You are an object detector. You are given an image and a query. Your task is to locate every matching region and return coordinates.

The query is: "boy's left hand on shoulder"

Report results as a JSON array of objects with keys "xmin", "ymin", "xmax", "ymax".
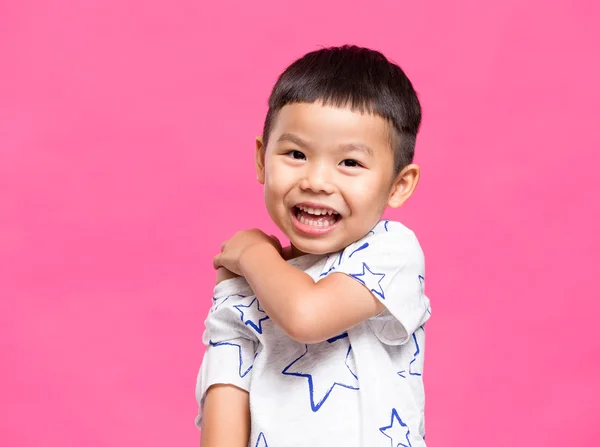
[{"xmin": 213, "ymin": 229, "xmax": 282, "ymax": 276}]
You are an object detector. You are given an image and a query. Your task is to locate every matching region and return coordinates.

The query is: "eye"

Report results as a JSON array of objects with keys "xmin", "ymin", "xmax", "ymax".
[
  {"xmin": 287, "ymin": 150, "xmax": 306, "ymax": 160},
  {"xmin": 340, "ymin": 159, "xmax": 362, "ymax": 168}
]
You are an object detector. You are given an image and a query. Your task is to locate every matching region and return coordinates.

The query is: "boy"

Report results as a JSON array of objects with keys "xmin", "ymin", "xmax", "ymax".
[{"xmin": 196, "ymin": 45, "xmax": 431, "ymax": 447}]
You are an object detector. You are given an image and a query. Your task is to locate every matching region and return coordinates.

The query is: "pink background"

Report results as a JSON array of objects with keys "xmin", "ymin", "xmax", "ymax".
[{"xmin": 1, "ymin": 0, "xmax": 599, "ymax": 445}]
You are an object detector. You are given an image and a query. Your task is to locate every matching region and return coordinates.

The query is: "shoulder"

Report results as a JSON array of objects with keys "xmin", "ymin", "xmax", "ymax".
[
  {"xmin": 370, "ymin": 219, "xmax": 420, "ymax": 243},
  {"xmin": 342, "ymin": 220, "xmax": 423, "ymax": 261},
  {"xmin": 204, "ymin": 278, "xmax": 257, "ymax": 340}
]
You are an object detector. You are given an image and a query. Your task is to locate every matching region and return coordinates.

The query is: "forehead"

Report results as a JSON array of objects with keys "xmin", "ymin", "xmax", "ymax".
[{"xmin": 269, "ymin": 102, "xmax": 393, "ymax": 153}]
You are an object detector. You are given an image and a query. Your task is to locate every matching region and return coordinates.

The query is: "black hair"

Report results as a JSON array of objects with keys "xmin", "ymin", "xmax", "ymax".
[{"xmin": 262, "ymin": 45, "xmax": 422, "ymax": 173}]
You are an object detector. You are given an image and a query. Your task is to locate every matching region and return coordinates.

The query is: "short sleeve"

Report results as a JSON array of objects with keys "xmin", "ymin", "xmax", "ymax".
[
  {"xmin": 334, "ymin": 220, "xmax": 431, "ymax": 345},
  {"xmin": 194, "ymin": 277, "xmax": 258, "ymax": 428}
]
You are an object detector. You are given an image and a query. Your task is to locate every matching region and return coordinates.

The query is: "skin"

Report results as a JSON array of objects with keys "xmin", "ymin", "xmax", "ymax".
[
  {"xmin": 259, "ymin": 102, "xmax": 414, "ymax": 257},
  {"xmin": 202, "ymin": 102, "xmax": 420, "ymax": 446},
  {"xmin": 200, "ymin": 384, "xmax": 250, "ymax": 446}
]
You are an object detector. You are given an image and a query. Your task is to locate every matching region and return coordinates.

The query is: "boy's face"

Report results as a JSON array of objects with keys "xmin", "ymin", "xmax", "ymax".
[{"xmin": 256, "ymin": 102, "xmax": 417, "ymax": 256}]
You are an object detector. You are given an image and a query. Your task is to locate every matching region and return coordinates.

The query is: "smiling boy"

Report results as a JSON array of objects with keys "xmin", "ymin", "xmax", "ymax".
[{"xmin": 196, "ymin": 45, "xmax": 431, "ymax": 447}]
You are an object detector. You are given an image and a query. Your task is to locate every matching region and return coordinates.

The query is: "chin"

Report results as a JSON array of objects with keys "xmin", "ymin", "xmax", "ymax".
[{"xmin": 291, "ymin": 238, "xmax": 344, "ymax": 256}]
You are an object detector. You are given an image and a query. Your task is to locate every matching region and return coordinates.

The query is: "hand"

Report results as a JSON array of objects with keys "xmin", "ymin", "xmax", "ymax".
[{"xmin": 213, "ymin": 229, "xmax": 282, "ymax": 276}]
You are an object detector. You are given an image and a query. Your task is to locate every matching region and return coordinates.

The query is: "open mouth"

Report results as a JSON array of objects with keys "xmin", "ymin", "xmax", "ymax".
[{"xmin": 293, "ymin": 204, "xmax": 342, "ymax": 227}]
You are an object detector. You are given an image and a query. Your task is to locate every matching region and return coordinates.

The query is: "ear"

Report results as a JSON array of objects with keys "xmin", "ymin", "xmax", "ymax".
[
  {"xmin": 255, "ymin": 135, "xmax": 266, "ymax": 184},
  {"xmin": 388, "ymin": 164, "xmax": 420, "ymax": 208}
]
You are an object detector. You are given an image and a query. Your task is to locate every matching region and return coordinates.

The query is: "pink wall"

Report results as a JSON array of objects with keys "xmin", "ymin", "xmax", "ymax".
[{"xmin": 1, "ymin": 0, "xmax": 599, "ymax": 445}]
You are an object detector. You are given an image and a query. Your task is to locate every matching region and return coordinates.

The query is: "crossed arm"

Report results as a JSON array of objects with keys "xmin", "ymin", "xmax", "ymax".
[{"xmin": 237, "ymin": 244, "xmax": 384, "ymax": 344}]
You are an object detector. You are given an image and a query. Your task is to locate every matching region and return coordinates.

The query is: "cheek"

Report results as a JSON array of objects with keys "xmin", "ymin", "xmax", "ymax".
[
  {"xmin": 345, "ymin": 176, "xmax": 390, "ymax": 210},
  {"xmin": 264, "ymin": 161, "xmax": 294, "ymax": 202}
]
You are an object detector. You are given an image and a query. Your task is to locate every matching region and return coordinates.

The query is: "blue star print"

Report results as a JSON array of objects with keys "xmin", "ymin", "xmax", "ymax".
[
  {"xmin": 350, "ymin": 262, "xmax": 386, "ymax": 299},
  {"xmin": 397, "ymin": 327, "xmax": 424, "ymax": 378},
  {"xmin": 255, "ymin": 432, "xmax": 268, "ymax": 447},
  {"xmin": 211, "ymin": 293, "xmax": 248, "ymax": 313},
  {"xmin": 380, "ymin": 408, "xmax": 412, "ymax": 447},
  {"xmin": 409, "ymin": 330, "xmax": 423, "ymax": 376},
  {"xmin": 349, "ymin": 242, "xmax": 369, "ymax": 258},
  {"xmin": 282, "ymin": 334, "xmax": 359, "ymax": 412},
  {"xmin": 233, "ymin": 297, "xmax": 270, "ymax": 334},
  {"xmin": 319, "ymin": 252, "xmax": 343, "ymax": 277},
  {"xmin": 209, "ymin": 338, "xmax": 257, "ymax": 378},
  {"xmin": 319, "ymin": 264, "xmax": 336, "ymax": 278}
]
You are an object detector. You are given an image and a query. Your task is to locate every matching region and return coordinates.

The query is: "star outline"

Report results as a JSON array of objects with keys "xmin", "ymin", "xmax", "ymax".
[
  {"xmin": 208, "ymin": 339, "xmax": 257, "ymax": 378},
  {"xmin": 379, "ymin": 408, "xmax": 412, "ymax": 447},
  {"xmin": 281, "ymin": 340, "xmax": 359, "ymax": 412},
  {"xmin": 350, "ymin": 262, "xmax": 386, "ymax": 300},
  {"xmin": 233, "ymin": 297, "xmax": 270, "ymax": 334}
]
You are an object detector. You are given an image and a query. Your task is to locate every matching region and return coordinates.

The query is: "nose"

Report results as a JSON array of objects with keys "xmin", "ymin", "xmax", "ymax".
[{"xmin": 299, "ymin": 162, "xmax": 335, "ymax": 194}]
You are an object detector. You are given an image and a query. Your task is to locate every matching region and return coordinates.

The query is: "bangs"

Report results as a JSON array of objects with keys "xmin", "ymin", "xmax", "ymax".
[{"xmin": 262, "ymin": 45, "xmax": 421, "ymax": 172}]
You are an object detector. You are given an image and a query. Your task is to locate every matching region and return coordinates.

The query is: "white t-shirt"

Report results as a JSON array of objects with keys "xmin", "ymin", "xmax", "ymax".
[{"xmin": 195, "ymin": 220, "xmax": 431, "ymax": 447}]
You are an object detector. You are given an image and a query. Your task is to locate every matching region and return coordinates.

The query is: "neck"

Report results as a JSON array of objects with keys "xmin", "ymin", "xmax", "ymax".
[{"xmin": 282, "ymin": 244, "xmax": 308, "ymax": 260}]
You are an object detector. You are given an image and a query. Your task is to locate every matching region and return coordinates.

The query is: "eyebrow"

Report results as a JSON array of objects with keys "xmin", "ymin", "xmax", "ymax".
[
  {"xmin": 276, "ymin": 133, "xmax": 374, "ymax": 157},
  {"xmin": 276, "ymin": 133, "xmax": 311, "ymax": 148},
  {"xmin": 338, "ymin": 142, "xmax": 374, "ymax": 157}
]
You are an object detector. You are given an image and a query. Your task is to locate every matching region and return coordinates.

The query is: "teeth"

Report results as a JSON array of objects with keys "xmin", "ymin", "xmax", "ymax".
[
  {"xmin": 298, "ymin": 212, "xmax": 337, "ymax": 227},
  {"xmin": 297, "ymin": 205, "xmax": 338, "ymax": 216}
]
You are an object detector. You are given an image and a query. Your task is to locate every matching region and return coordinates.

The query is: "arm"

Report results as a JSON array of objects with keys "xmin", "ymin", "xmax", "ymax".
[
  {"xmin": 239, "ymin": 244, "xmax": 384, "ymax": 344},
  {"xmin": 196, "ymin": 272, "xmax": 254, "ymax": 446},
  {"xmin": 214, "ymin": 225, "xmax": 428, "ymax": 346},
  {"xmin": 215, "ymin": 267, "xmax": 239, "ymax": 285},
  {"xmin": 200, "ymin": 384, "xmax": 250, "ymax": 447}
]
